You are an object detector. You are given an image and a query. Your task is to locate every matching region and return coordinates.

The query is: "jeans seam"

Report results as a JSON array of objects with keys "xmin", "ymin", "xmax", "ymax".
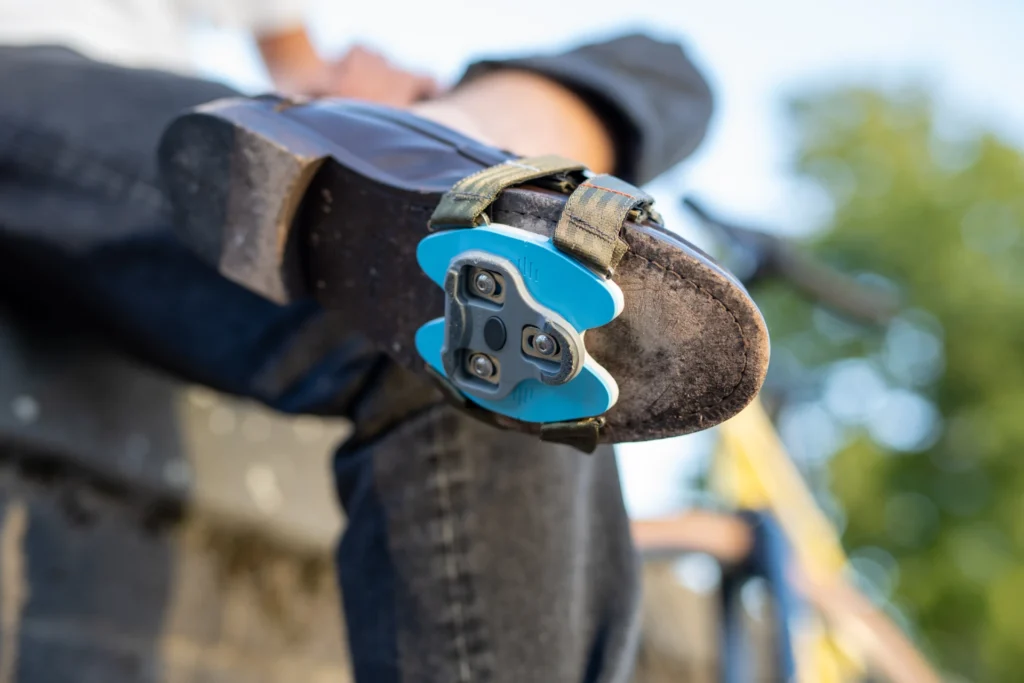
[
  {"xmin": 0, "ymin": 112, "xmax": 166, "ymax": 210},
  {"xmin": 427, "ymin": 417, "xmax": 492, "ymax": 682}
]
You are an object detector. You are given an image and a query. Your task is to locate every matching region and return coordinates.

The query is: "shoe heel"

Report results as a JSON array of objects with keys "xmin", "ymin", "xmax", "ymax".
[{"xmin": 159, "ymin": 97, "xmax": 329, "ymax": 304}]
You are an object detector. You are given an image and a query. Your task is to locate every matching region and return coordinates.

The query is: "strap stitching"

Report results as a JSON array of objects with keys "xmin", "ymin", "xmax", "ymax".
[
  {"xmin": 578, "ymin": 181, "xmax": 643, "ymax": 202},
  {"xmin": 566, "ymin": 214, "xmax": 617, "ymax": 243}
]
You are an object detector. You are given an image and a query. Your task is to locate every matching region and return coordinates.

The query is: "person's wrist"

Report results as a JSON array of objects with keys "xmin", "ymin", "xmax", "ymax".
[
  {"xmin": 259, "ymin": 27, "xmax": 330, "ymax": 96},
  {"xmin": 269, "ymin": 61, "xmax": 331, "ymax": 97},
  {"xmin": 408, "ymin": 101, "xmax": 497, "ymax": 146},
  {"xmin": 435, "ymin": 70, "xmax": 616, "ymax": 173}
]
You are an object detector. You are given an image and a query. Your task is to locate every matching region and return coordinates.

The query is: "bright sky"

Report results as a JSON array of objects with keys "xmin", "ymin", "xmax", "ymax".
[{"xmin": 193, "ymin": 0, "xmax": 1024, "ymax": 518}]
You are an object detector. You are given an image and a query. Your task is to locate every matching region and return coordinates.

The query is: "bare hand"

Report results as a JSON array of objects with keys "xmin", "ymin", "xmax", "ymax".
[{"xmin": 302, "ymin": 45, "xmax": 441, "ymax": 106}]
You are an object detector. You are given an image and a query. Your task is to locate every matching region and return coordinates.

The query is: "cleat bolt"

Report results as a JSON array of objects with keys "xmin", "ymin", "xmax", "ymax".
[
  {"xmin": 533, "ymin": 333, "xmax": 557, "ymax": 357},
  {"xmin": 470, "ymin": 354, "xmax": 496, "ymax": 378},
  {"xmin": 473, "ymin": 271, "xmax": 497, "ymax": 296}
]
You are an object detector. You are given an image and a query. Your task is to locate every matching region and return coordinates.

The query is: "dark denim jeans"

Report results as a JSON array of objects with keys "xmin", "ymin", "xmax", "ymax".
[{"xmin": 0, "ymin": 46, "xmax": 640, "ymax": 682}]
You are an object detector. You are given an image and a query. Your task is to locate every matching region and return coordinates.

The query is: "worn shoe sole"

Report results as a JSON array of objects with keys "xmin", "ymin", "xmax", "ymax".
[{"xmin": 160, "ymin": 97, "xmax": 769, "ymax": 443}]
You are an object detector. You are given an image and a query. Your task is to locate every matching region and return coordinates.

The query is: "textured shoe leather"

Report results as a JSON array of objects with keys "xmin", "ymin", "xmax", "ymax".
[{"xmin": 278, "ymin": 101, "xmax": 513, "ymax": 189}]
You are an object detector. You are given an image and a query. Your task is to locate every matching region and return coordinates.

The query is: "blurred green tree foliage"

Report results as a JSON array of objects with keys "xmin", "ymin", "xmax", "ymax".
[{"xmin": 754, "ymin": 87, "xmax": 1024, "ymax": 681}]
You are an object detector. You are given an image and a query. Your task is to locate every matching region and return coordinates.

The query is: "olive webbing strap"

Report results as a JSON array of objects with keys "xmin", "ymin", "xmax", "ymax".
[
  {"xmin": 539, "ymin": 417, "xmax": 605, "ymax": 454},
  {"xmin": 552, "ymin": 174, "xmax": 654, "ymax": 276},
  {"xmin": 424, "ymin": 365, "xmax": 603, "ymax": 453},
  {"xmin": 428, "ymin": 154, "xmax": 586, "ymax": 228}
]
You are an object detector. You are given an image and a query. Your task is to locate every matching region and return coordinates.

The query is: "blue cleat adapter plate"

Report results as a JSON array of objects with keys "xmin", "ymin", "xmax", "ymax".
[{"xmin": 415, "ymin": 224, "xmax": 622, "ymax": 423}]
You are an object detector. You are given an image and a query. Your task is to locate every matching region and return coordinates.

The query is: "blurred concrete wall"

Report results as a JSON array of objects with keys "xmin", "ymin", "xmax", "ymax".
[{"xmin": 0, "ymin": 308, "xmax": 351, "ymax": 682}]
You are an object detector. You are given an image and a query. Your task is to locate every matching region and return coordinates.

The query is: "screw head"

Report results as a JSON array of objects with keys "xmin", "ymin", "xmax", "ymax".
[
  {"xmin": 470, "ymin": 353, "xmax": 496, "ymax": 378},
  {"xmin": 533, "ymin": 333, "xmax": 557, "ymax": 356},
  {"xmin": 473, "ymin": 271, "xmax": 497, "ymax": 296}
]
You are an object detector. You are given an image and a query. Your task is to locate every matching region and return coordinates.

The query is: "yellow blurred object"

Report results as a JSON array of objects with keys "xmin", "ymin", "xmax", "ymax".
[
  {"xmin": 709, "ymin": 398, "xmax": 941, "ymax": 683},
  {"xmin": 715, "ymin": 399, "xmax": 846, "ymax": 580}
]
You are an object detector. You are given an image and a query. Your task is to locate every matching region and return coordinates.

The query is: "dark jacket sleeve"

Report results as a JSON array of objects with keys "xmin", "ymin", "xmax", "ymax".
[{"xmin": 459, "ymin": 33, "xmax": 715, "ymax": 185}]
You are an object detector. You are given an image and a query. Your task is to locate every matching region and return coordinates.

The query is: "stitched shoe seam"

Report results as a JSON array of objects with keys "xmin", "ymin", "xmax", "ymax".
[{"xmin": 620, "ymin": 253, "xmax": 750, "ymax": 425}]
